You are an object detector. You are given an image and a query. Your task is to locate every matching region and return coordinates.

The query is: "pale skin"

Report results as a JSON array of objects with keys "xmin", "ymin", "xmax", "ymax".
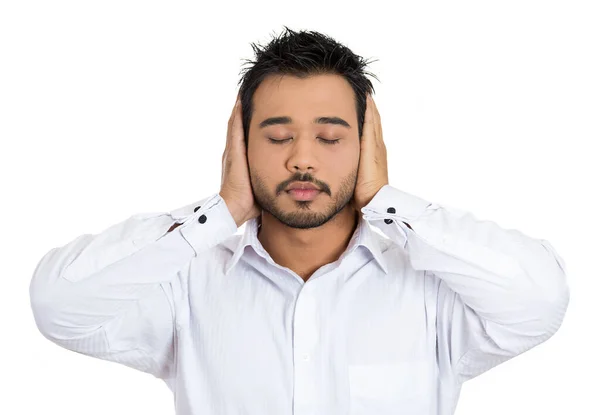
[{"xmin": 219, "ymin": 73, "xmax": 389, "ymax": 282}]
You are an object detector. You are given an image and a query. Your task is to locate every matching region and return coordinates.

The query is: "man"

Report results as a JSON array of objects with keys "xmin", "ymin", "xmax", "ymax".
[{"xmin": 30, "ymin": 26, "xmax": 569, "ymax": 415}]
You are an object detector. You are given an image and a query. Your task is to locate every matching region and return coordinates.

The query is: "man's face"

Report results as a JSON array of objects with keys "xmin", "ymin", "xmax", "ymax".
[{"xmin": 247, "ymin": 73, "xmax": 360, "ymax": 229}]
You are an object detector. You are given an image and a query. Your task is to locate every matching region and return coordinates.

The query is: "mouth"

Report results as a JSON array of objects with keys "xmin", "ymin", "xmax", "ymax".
[{"xmin": 286, "ymin": 189, "xmax": 321, "ymax": 200}]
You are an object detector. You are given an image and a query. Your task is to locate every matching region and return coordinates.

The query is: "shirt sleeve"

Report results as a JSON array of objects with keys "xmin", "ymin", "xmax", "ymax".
[
  {"xmin": 360, "ymin": 184, "xmax": 570, "ymax": 386},
  {"xmin": 29, "ymin": 192, "xmax": 238, "ymax": 379}
]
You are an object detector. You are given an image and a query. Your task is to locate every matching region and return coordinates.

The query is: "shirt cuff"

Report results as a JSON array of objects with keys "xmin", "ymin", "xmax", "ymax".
[
  {"xmin": 360, "ymin": 184, "xmax": 434, "ymax": 249},
  {"xmin": 172, "ymin": 192, "xmax": 239, "ymax": 256},
  {"xmin": 360, "ymin": 184, "xmax": 433, "ymax": 222}
]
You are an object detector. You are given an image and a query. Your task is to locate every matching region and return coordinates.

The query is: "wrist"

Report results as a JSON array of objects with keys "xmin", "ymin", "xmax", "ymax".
[{"xmin": 220, "ymin": 194, "xmax": 245, "ymax": 227}]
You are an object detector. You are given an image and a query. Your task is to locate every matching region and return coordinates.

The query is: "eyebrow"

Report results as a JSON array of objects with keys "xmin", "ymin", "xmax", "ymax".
[{"xmin": 258, "ymin": 116, "xmax": 351, "ymax": 129}]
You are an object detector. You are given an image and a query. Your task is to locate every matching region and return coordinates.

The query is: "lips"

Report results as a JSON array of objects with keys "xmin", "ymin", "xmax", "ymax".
[
  {"xmin": 287, "ymin": 188, "xmax": 321, "ymax": 201},
  {"xmin": 286, "ymin": 182, "xmax": 320, "ymax": 191}
]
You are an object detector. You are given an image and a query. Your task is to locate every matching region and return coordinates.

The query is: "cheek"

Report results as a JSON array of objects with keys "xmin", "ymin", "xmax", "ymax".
[
  {"xmin": 329, "ymin": 147, "xmax": 359, "ymax": 169},
  {"xmin": 247, "ymin": 150, "xmax": 273, "ymax": 179},
  {"xmin": 247, "ymin": 144, "xmax": 269, "ymax": 166}
]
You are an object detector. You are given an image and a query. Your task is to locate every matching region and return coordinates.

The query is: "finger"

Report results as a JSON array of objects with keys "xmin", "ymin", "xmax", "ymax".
[
  {"xmin": 369, "ymin": 94, "xmax": 382, "ymax": 142},
  {"xmin": 231, "ymin": 98, "xmax": 244, "ymax": 147},
  {"xmin": 371, "ymin": 93, "xmax": 379, "ymax": 117},
  {"xmin": 225, "ymin": 96, "xmax": 240, "ymax": 156},
  {"xmin": 227, "ymin": 97, "xmax": 241, "ymax": 139},
  {"xmin": 370, "ymin": 94, "xmax": 380, "ymax": 144},
  {"xmin": 369, "ymin": 95, "xmax": 383, "ymax": 146},
  {"xmin": 363, "ymin": 94, "xmax": 375, "ymax": 140},
  {"xmin": 229, "ymin": 95, "xmax": 240, "ymax": 123}
]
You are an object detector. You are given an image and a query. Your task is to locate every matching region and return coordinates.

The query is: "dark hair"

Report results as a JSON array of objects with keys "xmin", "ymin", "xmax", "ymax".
[{"xmin": 237, "ymin": 26, "xmax": 380, "ymax": 147}]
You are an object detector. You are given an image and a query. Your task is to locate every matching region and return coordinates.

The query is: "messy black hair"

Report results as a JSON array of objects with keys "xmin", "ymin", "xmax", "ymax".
[{"xmin": 237, "ymin": 26, "xmax": 380, "ymax": 147}]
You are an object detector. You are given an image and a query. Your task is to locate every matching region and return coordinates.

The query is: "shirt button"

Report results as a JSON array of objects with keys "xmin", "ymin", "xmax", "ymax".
[
  {"xmin": 302, "ymin": 353, "xmax": 310, "ymax": 362},
  {"xmin": 198, "ymin": 214, "xmax": 207, "ymax": 224},
  {"xmin": 194, "ymin": 205, "xmax": 201, "ymax": 212}
]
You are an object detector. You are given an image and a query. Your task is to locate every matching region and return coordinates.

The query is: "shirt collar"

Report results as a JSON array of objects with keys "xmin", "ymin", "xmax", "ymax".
[{"xmin": 224, "ymin": 213, "xmax": 389, "ymax": 276}]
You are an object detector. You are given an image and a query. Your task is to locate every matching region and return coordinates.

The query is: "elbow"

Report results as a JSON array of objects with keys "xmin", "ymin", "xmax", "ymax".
[
  {"xmin": 517, "ymin": 273, "xmax": 570, "ymax": 350},
  {"xmin": 29, "ymin": 280, "xmax": 65, "ymax": 341},
  {"xmin": 30, "ymin": 252, "xmax": 64, "ymax": 340},
  {"xmin": 29, "ymin": 245, "xmax": 90, "ymax": 341},
  {"xmin": 535, "ymin": 252, "xmax": 571, "ymax": 340},
  {"xmin": 485, "ymin": 272, "xmax": 570, "ymax": 357},
  {"xmin": 30, "ymin": 281, "xmax": 110, "ymax": 355},
  {"xmin": 535, "ymin": 238, "xmax": 570, "ymax": 320},
  {"xmin": 29, "ymin": 242, "xmax": 110, "ymax": 352},
  {"xmin": 539, "ymin": 278, "xmax": 570, "ymax": 340},
  {"xmin": 29, "ymin": 274, "xmax": 83, "ymax": 342},
  {"xmin": 29, "ymin": 247, "xmax": 66, "ymax": 339},
  {"xmin": 515, "ymin": 238, "xmax": 571, "ymax": 340}
]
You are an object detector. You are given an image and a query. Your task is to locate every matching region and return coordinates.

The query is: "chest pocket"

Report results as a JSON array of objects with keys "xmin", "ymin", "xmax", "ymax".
[{"xmin": 348, "ymin": 361, "xmax": 429, "ymax": 413}]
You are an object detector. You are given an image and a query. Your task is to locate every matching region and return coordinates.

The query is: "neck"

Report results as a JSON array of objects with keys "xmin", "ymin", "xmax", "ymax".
[{"xmin": 257, "ymin": 206, "xmax": 359, "ymax": 281}]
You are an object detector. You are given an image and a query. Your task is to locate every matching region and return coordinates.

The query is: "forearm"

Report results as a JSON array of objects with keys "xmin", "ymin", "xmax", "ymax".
[{"xmin": 29, "ymin": 192, "xmax": 237, "ymax": 342}]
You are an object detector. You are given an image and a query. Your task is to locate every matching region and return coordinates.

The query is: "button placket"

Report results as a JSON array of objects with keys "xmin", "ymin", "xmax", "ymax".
[{"xmin": 292, "ymin": 287, "xmax": 319, "ymax": 406}]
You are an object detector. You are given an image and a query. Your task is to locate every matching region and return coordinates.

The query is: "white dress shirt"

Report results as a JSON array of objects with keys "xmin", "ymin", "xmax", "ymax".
[{"xmin": 29, "ymin": 184, "xmax": 570, "ymax": 415}]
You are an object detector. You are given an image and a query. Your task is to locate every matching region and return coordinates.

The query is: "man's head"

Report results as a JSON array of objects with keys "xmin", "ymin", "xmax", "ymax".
[{"xmin": 238, "ymin": 26, "xmax": 379, "ymax": 230}]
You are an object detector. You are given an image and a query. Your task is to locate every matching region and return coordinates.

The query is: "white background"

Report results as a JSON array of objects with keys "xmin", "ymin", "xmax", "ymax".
[{"xmin": 1, "ymin": 1, "xmax": 597, "ymax": 414}]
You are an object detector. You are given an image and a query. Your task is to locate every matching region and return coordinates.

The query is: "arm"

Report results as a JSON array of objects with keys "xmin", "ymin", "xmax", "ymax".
[
  {"xmin": 29, "ymin": 192, "xmax": 238, "ymax": 379},
  {"xmin": 361, "ymin": 184, "xmax": 570, "ymax": 385}
]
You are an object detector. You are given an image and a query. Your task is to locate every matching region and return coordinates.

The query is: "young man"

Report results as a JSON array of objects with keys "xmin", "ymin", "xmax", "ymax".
[{"xmin": 30, "ymin": 26, "xmax": 569, "ymax": 415}]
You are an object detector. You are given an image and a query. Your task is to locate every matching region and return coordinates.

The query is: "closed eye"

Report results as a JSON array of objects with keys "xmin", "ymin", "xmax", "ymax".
[{"xmin": 268, "ymin": 137, "xmax": 341, "ymax": 145}]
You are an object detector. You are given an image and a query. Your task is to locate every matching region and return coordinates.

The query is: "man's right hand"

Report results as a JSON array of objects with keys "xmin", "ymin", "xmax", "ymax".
[{"xmin": 219, "ymin": 93, "xmax": 262, "ymax": 228}]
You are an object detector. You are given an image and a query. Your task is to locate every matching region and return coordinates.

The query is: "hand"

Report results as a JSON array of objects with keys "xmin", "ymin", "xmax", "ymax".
[
  {"xmin": 351, "ymin": 93, "xmax": 389, "ymax": 213},
  {"xmin": 219, "ymin": 93, "xmax": 262, "ymax": 227}
]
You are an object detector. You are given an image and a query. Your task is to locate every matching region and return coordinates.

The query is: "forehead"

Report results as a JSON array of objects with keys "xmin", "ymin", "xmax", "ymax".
[{"xmin": 251, "ymin": 73, "xmax": 356, "ymax": 127}]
